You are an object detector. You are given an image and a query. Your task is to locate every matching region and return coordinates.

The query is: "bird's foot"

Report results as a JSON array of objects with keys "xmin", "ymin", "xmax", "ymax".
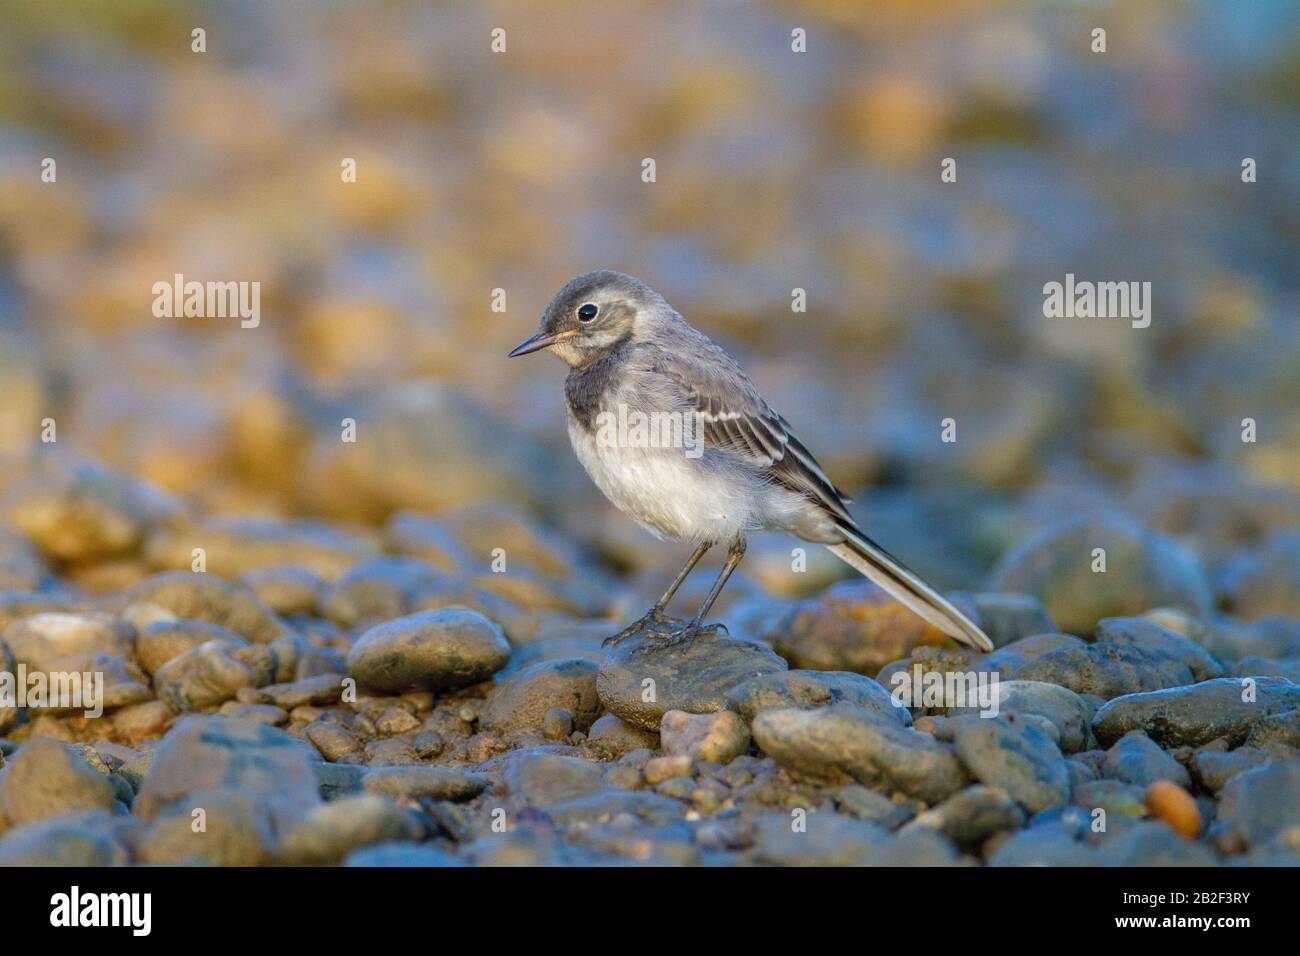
[
  {"xmin": 603, "ymin": 606, "xmax": 670, "ymax": 647},
  {"xmin": 635, "ymin": 619, "xmax": 728, "ymax": 654}
]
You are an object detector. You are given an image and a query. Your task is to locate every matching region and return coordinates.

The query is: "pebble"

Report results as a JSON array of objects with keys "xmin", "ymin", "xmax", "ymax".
[
  {"xmin": 361, "ymin": 765, "xmax": 487, "ymax": 801},
  {"xmin": 901, "ymin": 784, "xmax": 1025, "ymax": 849},
  {"xmin": 383, "ymin": 511, "xmax": 472, "ymax": 573},
  {"xmin": 988, "ymin": 514, "xmax": 1214, "ymax": 636},
  {"xmin": 1015, "ymin": 642, "xmax": 1195, "ymax": 699},
  {"xmin": 833, "ymin": 784, "xmax": 915, "ymax": 829},
  {"xmin": 952, "ymin": 592, "xmax": 1055, "ymax": 648},
  {"xmin": 947, "ymin": 679, "xmax": 1094, "ymax": 753},
  {"xmin": 1144, "ymin": 780, "xmax": 1201, "ymax": 838},
  {"xmin": 1215, "ymin": 759, "xmax": 1300, "ymax": 850},
  {"xmin": 586, "ymin": 714, "xmax": 660, "ymax": 757},
  {"xmin": 346, "ymin": 608, "xmax": 510, "ymax": 694},
  {"xmin": 1093, "ymin": 820, "xmax": 1218, "ymax": 865},
  {"xmin": 0, "ymin": 810, "xmax": 132, "ymax": 866},
  {"xmin": 306, "ymin": 721, "xmax": 364, "ymax": 762},
  {"xmin": 153, "ymin": 639, "xmax": 276, "ymax": 712},
  {"xmin": 596, "ymin": 624, "xmax": 787, "ymax": 730},
  {"xmin": 0, "ymin": 738, "xmax": 119, "ymax": 826},
  {"xmin": 320, "ymin": 556, "xmax": 449, "ymax": 629},
  {"xmin": 541, "ymin": 708, "xmax": 573, "ymax": 740},
  {"xmin": 488, "ymin": 749, "xmax": 607, "ymax": 810},
  {"xmin": 951, "ymin": 715, "xmax": 1071, "ymax": 814},
  {"xmin": 644, "ymin": 754, "xmax": 694, "ymax": 784},
  {"xmin": 1217, "ymin": 531, "xmax": 1300, "ymax": 620},
  {"xmin": 726, "ymin": 668, "xmax": 910, "ymax": 726},
  {"xmin": 219, "ymin": 703, "xmax": 289, "ymax": 726},
  {"xmin": 1101, "ymin": 731, "xmax": 1191, "ymax": 788},
  {"xmin": 660, "ymin": 709, "xmax": 750, "ymax": 763},
  {"xmin": 3, "ymin": 611, "xmax": 136, "ymax": 676},
  {"xmin": 749, "ymin": 811, "xmax": 959, "ymax": 866},
  {"xmin": 1095, "ymin": 617, "xmax": 1225, "ymax": 681},
  {"xmin": 136, "ymin": 619, "xmax": 245, "ymax": 676},
  {"xmin": 137, "ymin": 789, "xmax": 270, "ymax": 865},
  {"xmin": 6, "ymin": 457, "xmax": 177, "ymax": 563},
  {"xmin": 257, "ymin": 674, "xmax": 344, "ymax": 709},
  {"xmin": 125, "ymin": 572, "xmax": 289, "ymax": 644},
  {"xmin": 143, "ymin": 516, "xmax": 375, "ymax": 581},
  {"xmin": 481, "ymin": 658, "xmax": 601, "ymax": 737},
  {"xmin": 240, "ymin": 565, "xmax": 324, "ymax": 617},
  {"xmin": 772, "ymin": 579, "xmax": 958, "ymax": 675},
  {"xmin": 752, "ymin": 703, "xmax": 967, "ymax": 804},
  {"xmin": 275, "ymin": 794, "xmax": 423, "ymax": 865},
  {"xmin": 133, "ymin": 715, "xmax": 321, "ymax": 832},
  {"xmin": 1191, "ymin": 746, "xmax": 1276, "ymax": 792},
  {"xmin": 1071, "ymin": 779, "xmax": 1149, "ymax": 819},
  {"xmin": 1091, "ymin": 676, "xmax": 1300, "ymax": 747}
]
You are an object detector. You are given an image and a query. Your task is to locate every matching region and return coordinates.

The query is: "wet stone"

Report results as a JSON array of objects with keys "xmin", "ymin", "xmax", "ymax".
[
  {"xmin": 144, "ymin": 516, "xmax": 376, "ymax": 582},
  {"xmin": 771, "ymin": 579, "xmax": 958, "ymax": 676},
  {"xmin": 946, "ymin": 680, "xmax": 1095, "ymax": 753},
  {"xmin": 0, "ymin": 810, "xmax": 132, "ymax": 866},
  {"xmin": 660, "ymin": 709, "xmax": 750, "ymax": 763},
  {"xmin": 1014, "ymin": 642, "xmax": 1195, "ymax": 700},
  {"xmin": 901, "ymin": 784, "xmax": 1026, "ymax": 850},
  {"xmin": 586, "ymin": 714, "xmax": 660, "ymax": 757},
  {"xmin": 320, "ymin": 556, "xmax": 449, "ymax": 630},
  {"xmin": 481, "ymin": 658, "xmax": 601, "ymax": 738},
  {"xmin": 3, "ymin": 611, "xmax": 135, "ymax": 671},
  {"xmin": 275, "ymin": 794, "xmax": 423, "ymax": 865},
  {"xmin": 153, "ymin": 640, "xmax": 276, "ymax": 712},
  {"xmin": 752, "ymin": 703, "xmax": 967, "ymax": 804},
  {"xmin": 1215, "ymin": 759, "xmax": 1300, "ymax": 850},
  {"xmin": 725, "ymin": 668, "xmax": 910, "ymax": 726},
  {"xmin": 988, "ymin": 514, "xmax": 1214, "ymax": 636},
  {"xmin": 361, "ymin": 765, "xmax": 487, "ymax": 801},
  {"xmin": 241, "ymin": 565, "xmax": 323, "ymax": 618},
  {"xmin": 597, "ymin": 624, "xmax": 787, "ymax": 731},
  {"xmin": 136, "ymin": 619, "xmax": 245, "ymax": 677},
  {"xmin": 1091, "ymin": 676, "xmax": 1300, "ymax": 748},
  {"xmin": 133, "ymin": 715, "xmax": 321, "ymax": 832},
  {"xmin": 347, "ymin": 608, "xmax": 510, "ymax": 694},
  {"xmin": 1101, "ymin": 730, "xmax": 1191, "ymax": 788},
  {"xmin": 1095, "ymin": 617, "xmax": 1225, "ymax": 682},
  {"xmin": 137, "ymin": 789, "xmax": 270, "ymax": 866},
  {"xmin": 125, "ymin": 572, "xmax": 289, "ymax": 644},
  {"xmin": 0, "ymin": 738, "xmax": 119, "ymax": 826},
  {"xmin": 255, "ymin": 674, "xmax": 344, "ymax": 709},
  {"xmin": 951, "ymin": 715, "xmax": 1071, "ymax": 815}
]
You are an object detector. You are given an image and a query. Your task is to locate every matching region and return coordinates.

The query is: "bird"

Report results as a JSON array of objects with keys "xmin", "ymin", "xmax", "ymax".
[{"xmin": 508, "ymin": 270, "xmax": 993, "ymax": 654}]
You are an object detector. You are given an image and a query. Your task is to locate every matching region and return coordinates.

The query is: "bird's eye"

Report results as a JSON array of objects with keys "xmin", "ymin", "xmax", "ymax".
[{"xmin": 577, "ymin": 303, "xmax": 598, "ymax": 322}]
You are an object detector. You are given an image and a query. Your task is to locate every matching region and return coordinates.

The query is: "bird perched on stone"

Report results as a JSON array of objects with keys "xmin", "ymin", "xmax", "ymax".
[{"xmin": 509, "ymin": 270, "xmax": 992, "ymax": 653}]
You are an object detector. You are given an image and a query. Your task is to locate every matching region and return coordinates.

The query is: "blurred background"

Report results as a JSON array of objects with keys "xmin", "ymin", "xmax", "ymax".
[{"xmin": 0, "ymin": 0, "xmax": 1297, "ymax": 602}]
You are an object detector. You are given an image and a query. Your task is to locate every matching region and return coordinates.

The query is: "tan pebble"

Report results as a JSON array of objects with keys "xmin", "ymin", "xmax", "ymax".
[
  {"xmin": 644, "ymin": 754, "xmax": 693, "ymax": 785},
  {"xmin": 1145, "ymin": 780, "xmax": 1201, "ymax": 839}
]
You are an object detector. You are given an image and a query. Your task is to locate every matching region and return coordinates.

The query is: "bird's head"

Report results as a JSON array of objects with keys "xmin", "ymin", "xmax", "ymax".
[{"xmin": 508, "ymin": 270, "xmax": 661, "ymax": 366}]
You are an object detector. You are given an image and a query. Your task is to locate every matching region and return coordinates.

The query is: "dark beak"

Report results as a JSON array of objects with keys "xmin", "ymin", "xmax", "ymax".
[{"xmin": 508, "ymin": 330, "xmax": 561, "ymax": 357}]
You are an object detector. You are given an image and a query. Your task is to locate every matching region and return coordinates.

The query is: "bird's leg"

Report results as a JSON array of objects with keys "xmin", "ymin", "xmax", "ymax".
[
  {"xmin": 603, "ymin": 541, "xmax": 711, "ymax": 647},
  {"xmin": 642, "ymin": 538, "xmax": 747, "ymax": 652}
]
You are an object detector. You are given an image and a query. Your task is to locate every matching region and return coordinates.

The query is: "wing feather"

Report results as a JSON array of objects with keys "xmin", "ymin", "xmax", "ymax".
[{"xmin": 674, "ymin": 372, "xmax": 856, "ymax": 526}]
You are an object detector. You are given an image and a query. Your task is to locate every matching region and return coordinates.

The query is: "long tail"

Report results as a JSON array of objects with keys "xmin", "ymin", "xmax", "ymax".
[{"xmin": 826, "ymin": 524, "xmax": 993, "ymax": 653}]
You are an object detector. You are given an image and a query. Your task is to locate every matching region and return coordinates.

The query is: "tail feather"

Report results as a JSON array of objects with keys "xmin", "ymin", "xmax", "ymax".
[{"xmin": 827, "ymin": 526, "xmax": 993, "ymax": 653}]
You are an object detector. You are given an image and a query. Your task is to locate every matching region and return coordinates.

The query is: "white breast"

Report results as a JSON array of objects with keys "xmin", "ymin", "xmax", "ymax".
[{"xmin": 567, "ymin": 412, "xmax": 763, "ymax": 544}]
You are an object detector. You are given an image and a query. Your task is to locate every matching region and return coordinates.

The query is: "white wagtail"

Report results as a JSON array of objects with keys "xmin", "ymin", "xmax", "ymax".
[{"xmin": 509, "ymin": 270, "xmax": 993, "ymax": 653}]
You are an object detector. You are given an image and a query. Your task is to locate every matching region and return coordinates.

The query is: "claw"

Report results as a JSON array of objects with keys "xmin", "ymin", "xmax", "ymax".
[
  {"xmin": 603, "ymin": 606, "xmax": 668, "ymax": 647},
  {"xmin": 635, "ymin": 620, "xmax": 726, "ymax": 654}
]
